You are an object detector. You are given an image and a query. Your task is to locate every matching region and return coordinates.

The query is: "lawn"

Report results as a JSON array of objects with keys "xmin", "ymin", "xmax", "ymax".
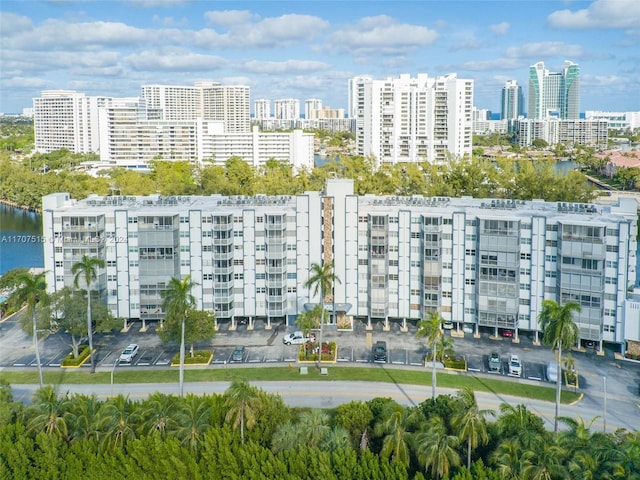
[{"xmin": 0, "ymin": 365, "xmax": 581, "ymax": 404}]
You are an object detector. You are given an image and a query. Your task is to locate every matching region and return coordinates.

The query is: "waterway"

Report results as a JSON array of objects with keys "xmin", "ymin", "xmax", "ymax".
[{"xmin": 0, "ymin": 204, "xmax": 44, "ymax": 275}]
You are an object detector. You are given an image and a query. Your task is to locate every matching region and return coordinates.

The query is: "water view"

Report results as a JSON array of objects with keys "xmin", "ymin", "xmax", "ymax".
[{"xmin": 0, "ymin": 204, "xmax": 43, "ymax": 275}]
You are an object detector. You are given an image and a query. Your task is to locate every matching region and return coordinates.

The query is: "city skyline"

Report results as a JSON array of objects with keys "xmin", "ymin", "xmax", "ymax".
[{"xmin": 1, "ymin": 0, "xmax": 639, "ymax": 115}]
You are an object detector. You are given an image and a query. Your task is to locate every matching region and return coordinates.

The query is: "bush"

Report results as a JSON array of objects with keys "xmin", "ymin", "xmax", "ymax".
[
  {"xmin": 61, "ymin": 345, "xmax": 91, "ymax": 367},
  {"xmin": 444, "ymin": 358, "xmax": 467, "ymax": 371},
  {"xmin": 171, "ymin": 350, "xmax": 212, "ymax": 365},
  {"xmin": 299, "ymin": 342, "xmax": 337, "ymax": 362}
]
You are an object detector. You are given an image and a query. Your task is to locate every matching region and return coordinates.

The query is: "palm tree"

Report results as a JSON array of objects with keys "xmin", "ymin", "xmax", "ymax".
[
  {"xmin": 452, "ymin": 387, "xmax": 494, "ymax": 469},
  {"xmin": 7, "ymin": 270, "xmax": 48, "ymax": 386},
  {"xmin": 521, "ymin": 438, "xmax": 566, "ymax": 480},
  {"xmin": 491, "ymin": 438, "xmax": 532, "ymax": 480},
  {"xmin": 141, "ymin": 392, "xmax": 181, "ymax": 437},
  {"xmin": 25, "ymin": 385, "xmax": 70, "ymax": 440},
  {"xmin": 416, "ymin": 311, "xmax": 445, "ymax": 398},
  {"xmin": 538, "ymin": 299, "xmax": 581, "ymax": 433},
  {"xmin": 174, "ymin": 394, "xmax": 212, "ymax": 451},
  {"xmin": 414, "ymin": 416, "xmax": 460, "ymax": 480},
  {"xmin": 495, "ymin": 403, "xmax": 547, "ymax": 449},
  {"xmin": 223, "ymin": 380, "xmax": 262, "ymax": 444},
  {"xmin": 160, "ymin": 275, "xmax": 197, "ymax": 398},
  {"xmin": 72, "ymin": 255, "xmax": 105, "ymax": 374},
  {"xmin": 304, "ymin": 262, "xmax": 340, "ymax": 366},
  {"xmin": 298, "ymin": 409, "xmax": 331, "ymax": 448},
  {"xmin": 271, "ymin": 422, "xmax": 300, "ymax": 453},
  {"xmin": 374, "ymin": 408, "xmax": 414, "ymax": 467},
  {"xmin": 97, "ymin": 394, "xmax": 140, "ymax": 451},
  {"xmin": 66, "ymin": 393, "xmax": 101, "ymax": 443}
]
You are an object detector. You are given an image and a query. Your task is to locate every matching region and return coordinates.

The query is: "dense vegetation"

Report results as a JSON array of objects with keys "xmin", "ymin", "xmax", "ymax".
[
  {"xmin": 1, "ymin": 380, "xmax": 637, "ymax": 479},
  {"xmin": 0, "ymin": 153, "xmax": 596, "ymax": 210}
]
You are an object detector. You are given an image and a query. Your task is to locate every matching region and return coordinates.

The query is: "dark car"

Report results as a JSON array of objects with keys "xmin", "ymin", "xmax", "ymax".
[
  {"xmin": 231, "ymin": 346, "xmax": 245, "ymax": 362},
  {"xmin": 373, "ymin": 341, "xmax": 388, "ymax": 362},
  {"xmin": 501, "ymin": 329, "xmax": 514, "ymax": 338}
]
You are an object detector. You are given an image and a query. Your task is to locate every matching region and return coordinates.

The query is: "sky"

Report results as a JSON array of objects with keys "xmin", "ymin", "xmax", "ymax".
[{"xmin": 1, "ymin": 0, "xmax": 639, "ymax": 115}]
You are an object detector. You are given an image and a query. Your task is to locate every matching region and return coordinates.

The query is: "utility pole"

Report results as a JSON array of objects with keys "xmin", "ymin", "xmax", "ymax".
[{"xmin": 603, "ymin": 376, "xmax": 607, "ymax": 433}]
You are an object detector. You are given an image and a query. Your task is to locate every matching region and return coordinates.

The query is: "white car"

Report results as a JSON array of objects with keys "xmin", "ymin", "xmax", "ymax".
[
  {"xmin": 283, "ymin": 331, "xmax": 315, "ymax": 345},
  {"xmin": 119, "ymin": 344, "xmax": 139, "ymax": 363},
  {"xmin": 443, "ymin": 321, "xmax": 454, "ymax": 330},
  {"xmin": 508, "ymin": 355, "xmax": 522, "ymax": 377}
]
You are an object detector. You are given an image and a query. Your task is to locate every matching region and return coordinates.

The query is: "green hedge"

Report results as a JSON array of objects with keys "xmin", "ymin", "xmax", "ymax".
[
  {"xmin": 61, "ymin": 345, "xmax": 91, "ymax": 367},
  {"xmin": 171, "ymin": 350, "xmax": 212, "ymax": 365},
  {"xmin": 444, "ymin": 359, "xmax": 467, "ymax": 371}
]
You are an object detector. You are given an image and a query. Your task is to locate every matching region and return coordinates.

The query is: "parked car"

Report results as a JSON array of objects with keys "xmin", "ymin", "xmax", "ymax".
[
  {"xmin": 119, "ymin": 344, "xmax": 139, "ymax": 363},
  {"xmin": 547, "ymin": 361, "xmax": 558, "ymax": 382},
  {"xmin": 231, "ymin": 345, "xmax": 245, "ymax": 362},
  {"xmin": 501, "ymin": 329, "xmax": 514, "ymax": 338},
  {"xmin": 489, "ymin": 352, "xmax": 501, "ymax": 372},
  {"xmin": 443, "ymin": 321, "xmax": 454, "ymax": 330},
  {"xmin": 283, "ymin": 331, "xmax": 315, "ymax": 345},
  {"xmin": 373, "ymin": 341, "xmax": 388, "ymax": 362},
  {"xmin": 462, "ymin": 324, "xmax": 474, "ymax": 334},
  {"xmin": 508, "ymin": 355, "xmax": 522, "ymax": 377}
]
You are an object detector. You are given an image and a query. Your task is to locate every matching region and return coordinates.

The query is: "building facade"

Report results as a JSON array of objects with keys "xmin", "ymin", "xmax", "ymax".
[
  {"xmin": 501, "ymin": 80, "xmax": 524, "ymax": 120},
  {"xmin": 351, "ymin": 73, "xmax": 473, "ymax": 165},
  {"xmin": 513, "ymin": 118, "xmax": 608, "ymax": 147},
  {"xmin": 528, "ymin": 61, "xmax": 580, "ymax": 120},
  {"xmin": 42, "ymin": 179, "xmax": 639, "ymax": 351},
  {"xmin": 274, "ymin": 99, "xmax": 300, "ymax": 120},
  {"xmin": 585, "ymin": 111, "xmax": 640, "ymax": 132},
  {"xmin": 253, "ymin": 99, "xmax": 271, "ymax": 120}
]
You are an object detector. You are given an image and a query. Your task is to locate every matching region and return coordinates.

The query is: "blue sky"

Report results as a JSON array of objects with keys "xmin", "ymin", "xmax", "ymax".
[{"xmin": 1, "ymin": 0, "xmax": 639, "ymax": 114}]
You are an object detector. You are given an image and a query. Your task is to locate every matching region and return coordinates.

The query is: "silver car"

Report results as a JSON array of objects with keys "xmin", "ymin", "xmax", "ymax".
[{"xmin": 119, "ymin": 344, "xmax": 139, "ymax": 363}]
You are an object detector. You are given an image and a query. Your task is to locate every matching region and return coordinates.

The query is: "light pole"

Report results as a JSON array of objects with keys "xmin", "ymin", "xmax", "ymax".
[
  {"xmin": 110, "ymin": 358, "xmax": 120, "ymax": 396},
  {"xmin": 603, "ymin": 376, "xmax": 607, "ymax": 433}
]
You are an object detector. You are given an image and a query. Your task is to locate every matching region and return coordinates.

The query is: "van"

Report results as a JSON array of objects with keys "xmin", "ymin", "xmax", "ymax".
[{"xmin": 547, "ymin": 361, "xmax": 558, "ymax": 382}]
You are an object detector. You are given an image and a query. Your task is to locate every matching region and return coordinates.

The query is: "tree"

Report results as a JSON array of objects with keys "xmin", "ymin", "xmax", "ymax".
[
  {"xmin": 415, "ymin": 416, "xmax": 461, "ymax": 480},
  {"xmin": 158, "ymin": 308, "xmax": 216, "ymax": 358},
  {"xmin": 495, "ymin": 403, "xmax": 546, "ymax": 449},
  {"xmin": 49, "ymin": 287, "xmax": 118, "ymax": 358},
  {"xmin": 160, "ymin": 275, "xmax": 197, "ymax": 397},
  {"xmin": 174, "ymin": 394, "xmax": 212, "ymax": 451},
  {"xmin": 97, "ymin": 394, "xmax": 140, "ymax": 451},
  {"xmin": 4, "ymin": 270, "xmax": 49, "ymax": 386},
  {"xmin": 374, "ymin": 408, "xmax": 414, "ymax": 467},
  {"xmin": 452, "ymin": 387, "xmax": 494, "ymax": 469},
  {"xmin": 223, "ymin": 381, "xmax": 262, "ymax": 445},
  {"xmin": 72, "ymin": 255, "xmax": 105, "ymax": 374},
  {"xmin": 416, "ymin": 311, "xmax": 445, "ymax": 399},
  {"xmin": 538, "ymin": 299, "xmax": 581, "ymax": 433},
  {"xmin": 25, "ymin": 386, "xmax": 70, "ymax": 440},
  {"xmin": 304, "ymin": 262, "xmax": 340, "ymax": 366}
]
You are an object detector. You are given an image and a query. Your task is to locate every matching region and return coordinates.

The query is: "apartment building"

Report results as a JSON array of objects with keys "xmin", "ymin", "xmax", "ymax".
[
  {"xmin": 42, "ymin": 179, "xmax": 639, "ymax": 351},
  {"xmin": 253, "ymin": 99, "xmax": 271, "ymax": 120},
  {"xmin": 274, "ymin": 99, "xmax": 300, "ymax": 120},
  {"xmin": 528, "ymin": 61, "xmax": 580, "ymax": 120},
  {"xmin": 585, "ymin": 111, "xmax": 640, "ymax": 132},
  {"xmin": 514, "ymin": 118, "xmax": 609, "ymax": 147},
  {"xmin": 351, "ymin": 73, "xmax": 474, "ymax": 165},
  {"xmin": 501, "ymin": 80, "xmax": 525, "ymax": 120}
]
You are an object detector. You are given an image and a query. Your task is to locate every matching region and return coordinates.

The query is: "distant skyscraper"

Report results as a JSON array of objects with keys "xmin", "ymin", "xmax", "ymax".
[
  {"xmin": 304, "ymin": 99, "xmax": 322, "ymax": 119},
  {"xmin": 274, "ymin": 99, "xmax": 300, "ymax": 120},
  {"xmin": 254, "ymin": 99, "xmax": 270, "ymax": 119},
  {"xmin": 528, "ymin": 61, "xmax": 580, "ymax": 120},
  {"xmin": 501, "ymin": 80, "xmax": 524, "ymax": 120}
]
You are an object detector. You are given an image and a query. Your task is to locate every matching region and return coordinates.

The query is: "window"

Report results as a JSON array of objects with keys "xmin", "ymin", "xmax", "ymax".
[
  {"xmin": 107, "ymin": 275, "xmax": 117, "ymax": 281},
  {"xmin": 466, "ymin": 219, "xmax": 477, "ymax": 226},
  {"xmin": 522, "ymin": 223, "xmax": 531, "ymax": 230},
  {"xmin": 606, "ymin": 245, "xmax": 618, "ymax": 252},
  {"xmin": 545, "ymin": 270, "xmax": 557, "ymax": 278},
  {"xmin": 519, "ymin": 298, "xmax": 531, "ymax": 305},
  {"xmin": 234, "ymin": 231, "xmax": 243, "ymax": 237},
  {"xmin": 442, "ymin": 291, "xmax": 452, "ymax": 298},
  {"xmin": 605, "ymin": 276, "xmax": 616, "ymax": 284},
  {"xmin": 520, "ymin": 268, "xmax": 531, "ymax": 275},
  {"xmin": 256, "ymin": 217, "xmax": 263, "ymax": 223},
  {"xmin": 465, "ymin": 249, "xmax": 476, "ymax": 256},
  {"xmin": 603, "ymin": 324, "xmax": 615, "ymax": 333},
  {"xmin": 256, "ymin": 259, "xmax": 265, "ymax": 265},
  {"xmin": 107, "ymin": 261, "xmax": 116, "ymax": 267},
  {"xmin": 546, "ymin": 224, "xmax": 557, "ymax": 231},
  {"xmin": 465, "ymin": 278, "xmax": 475, "ymax": 285},
  {"xmin": 203, "ymin": 274, "xmax": 213, "ymax": 280},
  {"xmin": 234, "ymin": 259, "xmax": 244, "ymax": 266},
  {"xmin": 234, "ymin": 273, "xmax": 244, "ymax": 280},
  {"xmin": 520, "ymin": 283, "xmax": 530, "ymax": 291},
  {"xmin": 545, "ymin": 255, "xmax": 557, "ymax": 262},
  {"xmin": 180, "ymin": 216, "xmax": 189, "ymax": 223},
  {"xmin": 256, "ymin": 273, "xmax": 266, "ymax": 280},
  {"xmin": 605, "ymin": 260, "xmax": 617, "ymax": 268},
  {"xmin": 389, "ymin": 260, "xmax": 398, "ymax": 267},
  {"xmin": 546, "ymin": 240, "xmax": 557, "ymax": 247},
  {"xmin": 442, "ymin": 218, "xmax": 452, "ymax": 225},
  {"xmin": 287, "ymin": 273, "xmax": 297, "ymax": 279},
  {"xmin": 520, "ymin": 253, "xmax": 531, "ymax": 260},
  {"xmin": 389, "ymin": 274, "xmax": 398, "ymax": 281},
  {"xmin": 358, "ymin": 259, "xmax": 369, "ymax": 266},
  {"xmin": 410, "ymin": 260, "xmax": 421, "ymax": 267},
  {"xmin": 256, "ymin": 244, "xmax": 266, "ymax": 251}
]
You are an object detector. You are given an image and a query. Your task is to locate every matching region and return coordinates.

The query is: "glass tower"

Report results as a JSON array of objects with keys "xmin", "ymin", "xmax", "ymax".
[{"xmin": 528, "ymin": 61, "xmax": 580, "ymax": 120}]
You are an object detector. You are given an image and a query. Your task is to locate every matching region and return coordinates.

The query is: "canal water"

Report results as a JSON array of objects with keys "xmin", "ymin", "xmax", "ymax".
[{"xmin": 0, "ymin": 204, "xmax": 44, "ymax": 275}]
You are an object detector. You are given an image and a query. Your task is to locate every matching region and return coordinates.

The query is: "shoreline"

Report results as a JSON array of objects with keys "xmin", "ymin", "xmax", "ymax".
[{"xmin": 0, "ymin": 198, "xmax": 40, "ymax": 213}]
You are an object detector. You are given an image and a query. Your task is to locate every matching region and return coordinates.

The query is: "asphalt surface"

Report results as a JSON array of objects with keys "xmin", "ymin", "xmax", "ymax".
[{"xmin": 1, "ymin": 312, "xmax": 639, "ymax": 431}]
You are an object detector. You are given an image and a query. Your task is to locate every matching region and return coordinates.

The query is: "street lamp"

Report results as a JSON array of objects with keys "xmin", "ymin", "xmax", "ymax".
[
  {"xmin": 110, "ymin": 358, "xmax": 120, "ymax": 396},
  {"xmin": 603, "ymin": 376, "xmax": 607, "ymax": 433}
]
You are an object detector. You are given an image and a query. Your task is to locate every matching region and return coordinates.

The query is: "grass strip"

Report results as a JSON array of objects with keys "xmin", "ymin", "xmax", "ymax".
[{"xmin": 0, "ymin": 365, "xmax": 581, "ymax": 404}]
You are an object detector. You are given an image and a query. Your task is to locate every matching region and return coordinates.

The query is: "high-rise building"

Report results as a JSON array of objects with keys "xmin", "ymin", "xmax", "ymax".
[
  {"xmin": 254, "ymin": 99, "xmax": 270, "ymax": 120},
  {"xmin": 42, "ymin": 179, "xmax": 639, "ymax": 350},
  {"xmin": 274, "ymin": 98, "xmax": 300, "ymax": 120},
  {"xmin": 528, "ymin": 61, "xmax": 580, "ymax": 120},
  {"xmin": 501, "ymin": 80, "xmax": 524, "ymax": 120},
  {"xmin": 352, "ymin": 73, "xmax": 474, "ymax": 165},
  {"xmin": 304, "ymin": 99, "xmax": 322, "ymax": 119},
  {"xmin": 33, "ymin": 90, "xmax": 109, "ymax": 154}
]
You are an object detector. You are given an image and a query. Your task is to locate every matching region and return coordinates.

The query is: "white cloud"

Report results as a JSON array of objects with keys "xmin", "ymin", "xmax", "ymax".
[
  {"xmin": 242, "ymin": 60, "xmax": 330, "ymax": 74},
  {"xmin": 329, "ymin": 15, "xmax": 439, "ymax": 55},
  {"xmin": 0, "ymin": 12, "xmax": 33, "ymax": 35},
  {"xmin": 490, "ymin": 22, "xmax": 510, "ymax": 35},
  {"xmin": 504, "ymin": 42, "xmax": 585, "ymax": 59},
  {"xmin": 547, "ymin": 0, "xmax": 640, "ymax": 30},
  {"xmin": 124, "ymin": 50, "xmax": 227, "ymax": 71},
  {"xmin": 0, "ymin": 76, "xmax": 50, "ymax": 89},
  {"xmin": 130, "ymin": 0, "xmax": 192, "ymax": 7},
  {"xmin": 204, "ymin": 10, "xmax": 258, "ymax": 27},
  {"xmin": 460, "ymin": 58, "xmax": 524, "ymax": 71}
]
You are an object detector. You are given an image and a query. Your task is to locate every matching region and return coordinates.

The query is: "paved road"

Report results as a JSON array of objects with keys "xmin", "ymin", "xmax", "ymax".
[
  {"xmin": 9, "ymin": 379, "xmax": 639, "ymax": 433},
  {"xmin": 2, "ymin": 311, "xmax": 639, "ymax": 431}
]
